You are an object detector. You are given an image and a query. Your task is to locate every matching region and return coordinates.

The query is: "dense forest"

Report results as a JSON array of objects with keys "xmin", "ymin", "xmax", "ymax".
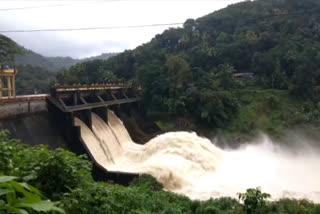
[
  {"xmin": 56, "ymin": 0, "xmax": 320, "ymax": 137},
  {"xmin": 15, "ymin": 64, "xmax": 56, "ymax": 94},
  {"xmin": 0, "ymin": 34, "xmax": 21, "ymax": 65},
  {"xmin": 1, "ymin": 130, "xmax": 319, "ymax": 214}
]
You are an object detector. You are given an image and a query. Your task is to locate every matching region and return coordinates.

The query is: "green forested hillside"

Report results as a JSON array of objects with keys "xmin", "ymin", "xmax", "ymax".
[
  {"xmin": 56, "ymin": 0, "xmax": 320, "ymax": 136},
  {"xmin": 0, "ymin": 34, "xmax": 21, "ymax": 65},
  {"xmin": 15, "ymin": 64, "xmax": 56, "ymax": 94}
]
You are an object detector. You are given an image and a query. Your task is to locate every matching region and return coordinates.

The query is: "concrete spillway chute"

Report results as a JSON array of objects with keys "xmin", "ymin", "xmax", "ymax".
[{"xmin": 47, "ymin": 84, "xmax": 141, "ymax": 184}]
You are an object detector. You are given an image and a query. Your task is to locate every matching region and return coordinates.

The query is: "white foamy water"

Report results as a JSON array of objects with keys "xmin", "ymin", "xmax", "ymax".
[{"xmin": 74, "ymin": 110, "xmax": 320, "ymax": 202}]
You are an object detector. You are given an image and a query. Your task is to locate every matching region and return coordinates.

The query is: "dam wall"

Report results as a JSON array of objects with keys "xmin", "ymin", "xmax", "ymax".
[
  {"xmin": 0, "ymin": 100, "xmax": 47, "ymax": 119},
  {"xmin": 0, "ymin": 96, "xmax": 67, "ymax": 149},
  {"xmin": 0, "ymin": 111, "xmax": 67, "ymax": 149}
]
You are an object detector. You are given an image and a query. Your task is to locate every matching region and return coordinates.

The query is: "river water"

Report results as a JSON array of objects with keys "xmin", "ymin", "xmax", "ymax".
[{"xmin": 74, "ymin": 110, "xmax": 320, "ymax": 202}]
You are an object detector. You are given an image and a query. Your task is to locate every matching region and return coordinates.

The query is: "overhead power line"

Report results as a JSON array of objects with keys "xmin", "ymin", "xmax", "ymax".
[
  {"xmin": 0, "ymin": 10, "xmax": 317, "ymax": 34},
  {"xmin": 0, "ymin": 23, "xmax": 184, "ymax": 33}
]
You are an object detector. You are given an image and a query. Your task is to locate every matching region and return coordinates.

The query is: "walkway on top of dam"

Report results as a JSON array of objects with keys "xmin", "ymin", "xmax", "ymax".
[
  {"xmin": 0, "ymin": 84, "xmax": 141, "ymax": 112},
  {"xmin": 0, "ymin": 94, "xmax": 49, "ymax": 103},
  {"xmin": 48, "ymin": 84, "xmax": 141, "ymax": 112}
]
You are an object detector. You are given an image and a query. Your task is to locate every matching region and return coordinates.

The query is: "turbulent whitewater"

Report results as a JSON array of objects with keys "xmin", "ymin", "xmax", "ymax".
[{"xmin": 74, "ymin": 110, "xmax": 320, "ymax": 202}]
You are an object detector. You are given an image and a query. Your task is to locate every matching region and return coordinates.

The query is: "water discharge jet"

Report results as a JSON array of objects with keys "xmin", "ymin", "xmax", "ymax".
[{"xmin": 75, "ymin": 110, "xmax": 320, "ymax": 202}]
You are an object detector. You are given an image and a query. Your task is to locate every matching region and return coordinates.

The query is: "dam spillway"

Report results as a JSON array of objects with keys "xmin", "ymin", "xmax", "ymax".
[
  {"xmin": 75, "ymin": 110, "xmax": 223, "ymax": 193},
  {"xmin": 75, "ymin": 110, "xmax": 320, "ymax": 202},
  {"xmin": 0, "ymin": 84, "xmax": 141, "ymax": 151}
]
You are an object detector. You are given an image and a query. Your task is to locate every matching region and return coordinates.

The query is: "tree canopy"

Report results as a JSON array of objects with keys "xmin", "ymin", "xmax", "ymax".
[{"xmin": 0, "ymin": 35, "xmax": 21, "ymax": 65}]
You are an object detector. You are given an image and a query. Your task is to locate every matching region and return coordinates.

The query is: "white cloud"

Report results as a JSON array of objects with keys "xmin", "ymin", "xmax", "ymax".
[{"xmin": 0, "ymin": 0, "xmax": 242, "ymax": 58}]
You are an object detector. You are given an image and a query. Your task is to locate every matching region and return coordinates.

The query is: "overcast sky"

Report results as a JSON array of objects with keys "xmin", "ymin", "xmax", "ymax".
[{"xmin": 0, "ymin": 0, "xmax": 242, "ymax": 59}]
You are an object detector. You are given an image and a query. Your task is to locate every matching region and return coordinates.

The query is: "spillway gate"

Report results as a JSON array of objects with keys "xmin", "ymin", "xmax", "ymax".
[
  {"xmin": 47, "ymin": 84, "xmax": 141, "ymax": 184},
  {"xmin": 48, "ymin": 84, "xmax": 140, "ymax": 112}
]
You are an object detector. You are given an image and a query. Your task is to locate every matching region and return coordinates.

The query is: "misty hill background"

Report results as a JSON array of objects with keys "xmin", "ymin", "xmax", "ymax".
[
  {"xmin": 15, "ymin": 47, "xmax": 118, "ymax": 72},
  {"xmin": 0, "ymin": 39, "xmax": 118, "ymax": 94}
]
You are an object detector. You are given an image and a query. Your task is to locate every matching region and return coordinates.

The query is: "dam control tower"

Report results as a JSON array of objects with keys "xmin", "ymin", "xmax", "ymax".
[{"xmin": 0, "ymin": 65, "xmax": 17, "ymax": 99}]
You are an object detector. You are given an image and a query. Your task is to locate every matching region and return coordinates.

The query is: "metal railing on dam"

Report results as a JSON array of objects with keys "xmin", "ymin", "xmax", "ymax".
[
  {"xmin": 0, "ymin": 84, "xmax": 141, "ymax": 118},
  {"xmin": 0, "ymin": 94, "xmax": 48, "ymax": 119},
  {"xmin": 0, "ymin": 94, "xmax": 49, "ymax": 103},
  {"xmin": 48, "ymin": 84, "xmax": 141, "ymax": 112}
]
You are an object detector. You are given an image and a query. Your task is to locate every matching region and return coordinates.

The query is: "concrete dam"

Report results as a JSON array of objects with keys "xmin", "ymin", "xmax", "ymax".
[
  {"xmin": 0, "ymin": 84, "xmax": 142, "ymax": 183},
  {"xmin": 1, "ymin": 84, "xmax": 320, "ymax": 202}
]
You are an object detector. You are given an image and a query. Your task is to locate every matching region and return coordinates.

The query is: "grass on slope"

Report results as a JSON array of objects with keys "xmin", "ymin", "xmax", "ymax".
[{"xmin": 228, "ymin": 89, "xmax": 315, "ymax": 136}]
